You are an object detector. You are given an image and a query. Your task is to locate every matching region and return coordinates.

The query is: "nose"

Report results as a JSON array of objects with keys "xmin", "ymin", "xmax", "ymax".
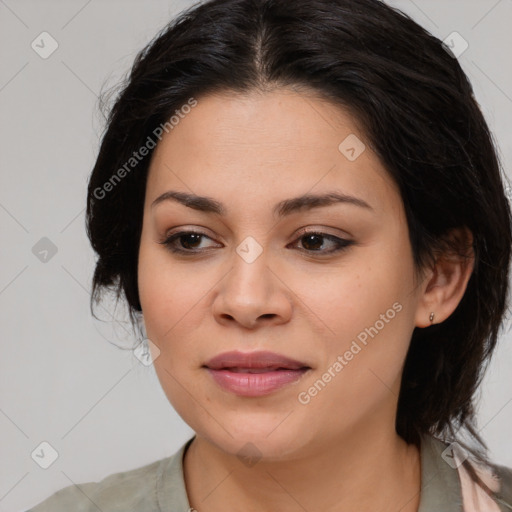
[{"xmin": 212, "ymin": 245, "xmax": 293, "ymax": 330}]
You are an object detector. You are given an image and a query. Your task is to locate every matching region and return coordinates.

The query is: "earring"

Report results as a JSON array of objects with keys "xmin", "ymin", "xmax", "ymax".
[{"xmin": 429, "ymin": 312, "xmax": 435, "ymax": 323}]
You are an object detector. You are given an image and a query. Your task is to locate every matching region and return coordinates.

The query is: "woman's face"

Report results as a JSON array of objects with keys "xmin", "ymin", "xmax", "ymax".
[{"xmin": 138, "ymin": 88, "xmax": 426, "ymax": 459}]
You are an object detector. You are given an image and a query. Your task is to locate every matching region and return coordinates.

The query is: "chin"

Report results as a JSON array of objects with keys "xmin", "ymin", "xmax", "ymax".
[{"xmin": 190, "ymin": 416, "xmax": 316, "ymax": 463}]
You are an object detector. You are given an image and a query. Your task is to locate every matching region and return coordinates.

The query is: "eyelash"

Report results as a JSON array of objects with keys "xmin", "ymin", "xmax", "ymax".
[{"xmin": 158, "ymin": 229, "xmax": 354, "ymax": 256}]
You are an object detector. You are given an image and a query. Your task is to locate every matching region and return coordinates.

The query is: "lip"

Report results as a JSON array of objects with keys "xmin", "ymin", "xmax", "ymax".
[
  {"xmin": 204, "ymin": 350, "xmax": 309, "ymax": 370},
  {"xmin": 204, "ymin": 350, "xmax": 311, "ymax": 397}
]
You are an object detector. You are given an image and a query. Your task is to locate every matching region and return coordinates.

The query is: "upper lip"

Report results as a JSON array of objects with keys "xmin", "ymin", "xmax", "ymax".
[{"xmin": 204, "ymin": 350, "xmax": 310, "ymax": 370}]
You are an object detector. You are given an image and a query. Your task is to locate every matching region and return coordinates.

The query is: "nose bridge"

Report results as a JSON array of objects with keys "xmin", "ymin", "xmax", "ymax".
[
  {"xmin": 228, "ymin": 235, "xmax": 271, "ymax": 302},
  {"xmin": 235, "ymin": 235, "xmax": 266, "ymax": 266}
]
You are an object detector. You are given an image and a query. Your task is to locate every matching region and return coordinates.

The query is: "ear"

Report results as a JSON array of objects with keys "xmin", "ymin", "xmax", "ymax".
[{"xmin": 414, "ymin": 227, "xmax": 475, "ymax": 328}]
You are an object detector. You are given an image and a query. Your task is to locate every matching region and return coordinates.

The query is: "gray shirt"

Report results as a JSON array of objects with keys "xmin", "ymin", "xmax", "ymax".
[{"xmin": 26, "ymin": 435, "xmax": 512, "ymax": 511}]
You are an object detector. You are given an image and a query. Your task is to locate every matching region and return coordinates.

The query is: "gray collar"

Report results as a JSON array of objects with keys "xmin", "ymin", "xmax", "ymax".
[
  {"xmin": 158, "ymin": 435, "xmax": 463, "ymax": 511},
  {"xmin": 157, "ymin": 436, "xmax": 194, "ymax": 510},
  {"xmin": 418, "ymin": 435, "xmax": 463, "ymax": 512}
]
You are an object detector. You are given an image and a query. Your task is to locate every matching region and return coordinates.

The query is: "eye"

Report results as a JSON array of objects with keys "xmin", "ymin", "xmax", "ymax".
[
  {"xmin": 158, "ymin": 231, "xmax": 219, "ymax": 254},
  {"xmin": 288, "ymin": 229, "xmax": 354, "ymax": 255}
]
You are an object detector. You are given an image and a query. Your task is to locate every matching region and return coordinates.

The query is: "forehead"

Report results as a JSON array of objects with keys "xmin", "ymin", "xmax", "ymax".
[{"xmin": 145, "ymin": 88, "xmax": 400, "ymax": 217}]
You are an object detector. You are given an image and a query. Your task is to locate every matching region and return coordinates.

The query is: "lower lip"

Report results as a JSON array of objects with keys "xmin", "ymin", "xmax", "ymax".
[{"xmin": 206, "ymin": 368, "xmax": 309, "ymax": 397}]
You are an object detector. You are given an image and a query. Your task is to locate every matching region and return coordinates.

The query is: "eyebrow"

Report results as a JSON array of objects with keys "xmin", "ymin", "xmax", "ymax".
[{"xmin": 151, "ymin": 190, "xmax": 374, "ymax": 217}]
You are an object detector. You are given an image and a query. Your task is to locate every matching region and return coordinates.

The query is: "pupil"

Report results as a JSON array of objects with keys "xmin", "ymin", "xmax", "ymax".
[
  {"xmin": 182, "ymin": 233, "xmax": 201, "ymax": 249},
  {"xmin": 303, "ymin": 234, "xmax": 322, "ymax": 250}
]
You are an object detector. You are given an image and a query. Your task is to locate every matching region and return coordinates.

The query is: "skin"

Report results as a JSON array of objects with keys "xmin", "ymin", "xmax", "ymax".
[{"xmin": 137, "ymin": 87, "xmax": 474, "ymax": 512}]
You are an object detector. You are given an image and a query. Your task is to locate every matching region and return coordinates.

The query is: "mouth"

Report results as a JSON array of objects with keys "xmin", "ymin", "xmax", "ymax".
[
  {"xmin": 203, "ymin": 350, "xmax": 311, "ymax": 397},
  {"xmin": 216, "ymin": 367, "xmax": 304, "ymax": 373},
  {"xmin": 204, "ymin": 350, "xmax": 310, "ymax": 371}
]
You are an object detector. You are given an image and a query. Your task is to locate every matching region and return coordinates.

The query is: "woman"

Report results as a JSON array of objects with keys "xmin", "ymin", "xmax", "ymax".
[{"xmin": 28, "ymin": 0, "xmax": 512, "ymax": 510}]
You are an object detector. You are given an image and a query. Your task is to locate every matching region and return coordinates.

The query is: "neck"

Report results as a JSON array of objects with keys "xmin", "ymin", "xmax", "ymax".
[{"xmin": 183, "ymin": 427, "xmax": 421, "ymax": 512}]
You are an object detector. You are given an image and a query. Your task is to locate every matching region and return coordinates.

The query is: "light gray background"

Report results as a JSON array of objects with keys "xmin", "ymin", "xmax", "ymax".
[{"xmin": 1, "ymin": 1, "xmax": 511, "ymax": 511}]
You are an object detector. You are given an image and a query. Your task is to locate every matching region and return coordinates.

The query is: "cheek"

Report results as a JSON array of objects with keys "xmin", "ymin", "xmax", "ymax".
[
  {"xmin": 138, "ymin": 237, "xmax": 199, "ymax": 325},
  {"xmin": 299, "ymin": 246, "xmax": 415, "ymax": 393},
  {"xmin": 303, "ymin": 258, "xmax": 405, "ymax": 341},
  {"xmin": 137, "ymin": 245, "xmax": 207, "ymax": 417}
]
